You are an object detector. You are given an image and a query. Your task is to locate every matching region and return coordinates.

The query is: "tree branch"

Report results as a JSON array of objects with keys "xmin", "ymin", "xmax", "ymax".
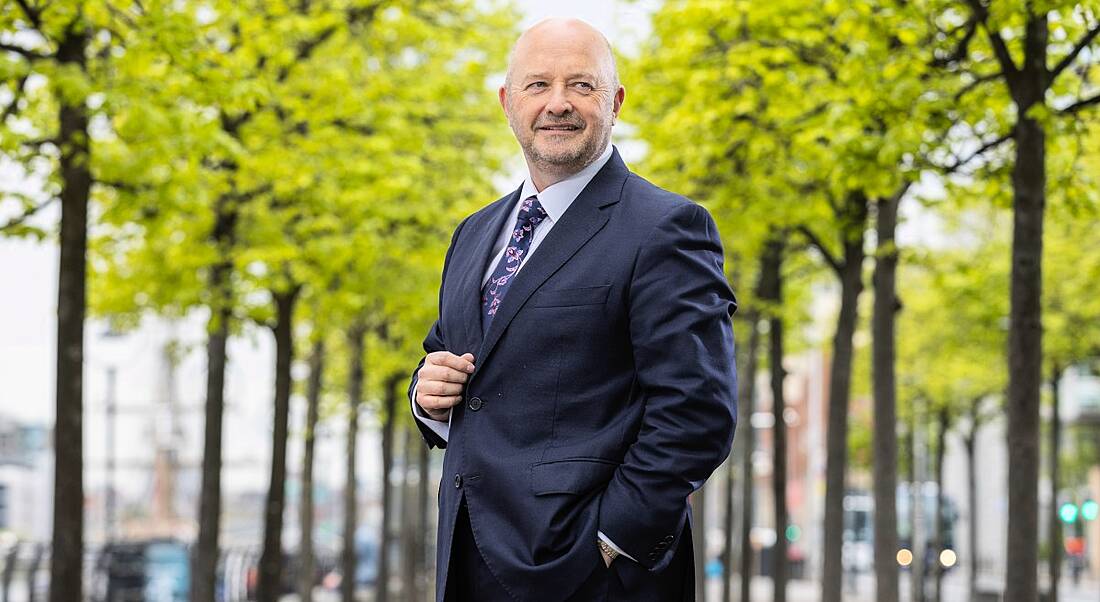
[
  {"xmin": 217, "ymin": 1, "xmax": 384, "ymax": 139},
  {"xmin": 330, "ymin": 118, "xmax": 375, "ymax": 136},
  {"xmin": 0, "ymin": 196, "xmax": 56, "ymax": 233},
  {"xmin": 1, "ymin": 74, "xmax": 29, "ymax": 123},
  {"xmin": 1058, "ymin": 92, "xmax": 1100, "ymax": 115},
  {"xmin": 95, "ymin": 179, "xmax": 159, "ymax": 193},
  {"xmin": 226, "ymin": 183, "xmax": 274, "ymax": 203},
  {"xmin": 964, "ymin": 0, "xmax": 1020, "ymax": 76},
  {"xmin": 15, "ymin": 0, "xmax": 43, "ymax": 30},
  {"xmin": 756, "ymin": 39, "xmax": 838, "ymax": 81},
  {"xmin": 931, "ymin": 16, "xmax": 978, "ymax": 67},
  {"xmin": 942, "ymin": 131, "xmax": 1014, "ymax": 174},
  {"xmin": 797, "ymin": 225, "xmax": 842, "ymax": 274},
  {"xmin": 19, "ymin": 137, "xmax": 59, "ymax": 151},
  {"xmin": 954, "ymin": 70, "xmax": 1002, "ymax": 102},
  {"xmin": 889, "ymin": 180, "xmax": 913, "ymax": 205},
  {"xmin": 0, "ymin": 41, "xmax": 51, "ymax": 62},
  {"xmin": 1047, "ymin": 22, "xmax": 1100, "ymax": 86}
]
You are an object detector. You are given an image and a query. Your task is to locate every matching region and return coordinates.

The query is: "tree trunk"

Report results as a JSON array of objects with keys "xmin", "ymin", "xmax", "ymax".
[
  {"xmin": 909, "ymin": 416, "xmax": 924, "ymax": 602},
  {"xmin": 872, "ymin": 193, "xmax": 901, "ymax": 602},
  {"xmin": 343, "ymin": 322, "xmax": 366, "ymax": 602},
  {"xmin": 760, "ymin": 238, "xmax": 787, "ymax": 602},
  {"xmin": 1048, "ymin": 366, "xmax": 1062, "ymax": 602},
  {"xmin": 26, "ymin": 544, "xmax": 43, "ymax": 602},
  {"xmin": 257, "ymin": 286, "xmax": 301, "ymax": 602},
  {"xmin": 3, "ymin": 543, "xmax": 18, "ymax": 602},
  {"xmin": 739, "ymin": 313, "xmax": 762, "ymax": 602},
  {"xmin": 964, "ymin": 410, "xmax": 978, "ymax": 602},
  {"xmin": 401, "ymin": 427, "xmax": 417, "ymax": 600},
  {"xmin": 416, "ymin": 431, "xmax": 430, "ymax": 602},
  {"xmin": 298, "ymin": 337, "xmax": 325, "ymax": 602},
  {"xmin": 192, "ymin": 296, "xmax": 230, "ymax": 602},
  {"xmin": 932, "ymin": 408, "xmax": 948, "ymax": 602},
  {"xmin": 49, "ymin": 22, "xmax": 90, "ymax": 602},
  {"xmin": 821, "ymin": 193, "xmax": 868, "ymax": 602},
  {"xmin": 721, "ymin": 454, "xmax": 736, "ymax": 602},
  {"xmin": 376, "ymin": 373, "xmax": 402, "ymax": 602},
  {"xmin": 693, "ymin": 485, "xmax": 707, "ymax": 601},
  {"xmin": 192, "ymin": 195, "xmax": 237, "ymax": 602},
  {"xmin": 1004, "ymin": 14, "xmax": 1047, "ymax": 602}
]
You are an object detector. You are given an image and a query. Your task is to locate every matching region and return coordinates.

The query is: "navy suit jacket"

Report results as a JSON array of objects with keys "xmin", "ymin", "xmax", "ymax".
[{"xmin": 409, "ymin": 149, "xmax": 738, "ymax": 601}]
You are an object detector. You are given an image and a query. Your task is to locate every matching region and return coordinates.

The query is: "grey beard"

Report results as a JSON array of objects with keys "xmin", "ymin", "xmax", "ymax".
[{"xmin": 525, "ymin": 126, "xmax": 610, "ymax": 176}]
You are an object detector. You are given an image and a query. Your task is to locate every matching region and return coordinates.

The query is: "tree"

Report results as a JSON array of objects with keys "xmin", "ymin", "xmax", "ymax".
[
  {"xmin": 82, "ymin": 2, "xmax": 516, "ymax": 599},
  {"xmin": 1, "ymin": 3, "xmax": 202, "ymax": 599},
  {"xmin": 871, "ymin": 189, "xmax": 903, "ymax": 602},
  {"xmin": 897, "ymin": 214, "xmax": 1010, "ymax": 598},
  {"xmin": 734, "ymin": 317, "xmax": 761, "ymax": 602},
  {"xmin": 757, "ymin": 235, "xmax": 789, "ymax": 602},
  {"xmin": 1, "ymin": 6, "xmax": 92, "ymax": 600},
  {"xmin": 1042, "ymin": 198, "xmax": 1100, "ymax": 600},
  {"xmin": 628, "ymin": 6, "xmax": 957, "ymax": 601},
  {"xmin": 926, "ymin": 3, "xmax": 1100, "ymax": 595},
  {"xmin": 298, "ymin": 334, "xmax": 324, "ymax": 602},
  {"xmin": 342, "ymin": 320, "xmax": 366, "ymax": 602}
]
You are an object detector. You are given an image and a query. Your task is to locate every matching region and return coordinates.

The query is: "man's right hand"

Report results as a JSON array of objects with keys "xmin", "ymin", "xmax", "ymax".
[{"xmin": 415, "ymin": 351, "xmax": 475, "ymax": 421}]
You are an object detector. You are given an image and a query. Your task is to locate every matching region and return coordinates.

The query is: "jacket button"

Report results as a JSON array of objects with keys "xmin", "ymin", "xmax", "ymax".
[
  {"xmin": 663, "ymin": 535, "xmax": 674, "ymax": 543},
  {"xmin": 468, "ymin": 396, "xmax": 483, "ymax": 411},
  {"xmin": 656, "ymin": 542, "xmax": 667, "ymax": 550},
  {"xmin": 454, "ymin": 474, "xmax": 463, "ymax": 488},
  {"xmin": 647, "ymin": 552, "xmax": 658, "ymax": 560}
]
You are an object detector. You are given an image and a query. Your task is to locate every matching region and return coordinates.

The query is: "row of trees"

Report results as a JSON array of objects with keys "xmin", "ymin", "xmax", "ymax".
[
  {"xmin": 629, "ymin": 1, "xmax": 1099, "ymax": 601},
  {"xmin": 1, "ymin": 1, "xmax": 517, "ymax": 601},
  {"xmin": 4, "ymin": 0, "xmax": 1100, "ymax": 601}
]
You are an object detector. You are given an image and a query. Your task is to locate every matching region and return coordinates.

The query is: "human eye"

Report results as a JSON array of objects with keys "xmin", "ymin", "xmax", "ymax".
[
  {"xmin": 526, "ymin": 81, "xmax": 548, "ymax": 91},
  {"xmin": 573, "ymin": 81, "xmax": 594, "ymax": 91}
]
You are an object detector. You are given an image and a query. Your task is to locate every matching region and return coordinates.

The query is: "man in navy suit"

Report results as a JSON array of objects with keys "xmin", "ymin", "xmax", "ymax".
[{"xmin": 409, "ymin": 18, "xmax": 737, "ymax": 601}]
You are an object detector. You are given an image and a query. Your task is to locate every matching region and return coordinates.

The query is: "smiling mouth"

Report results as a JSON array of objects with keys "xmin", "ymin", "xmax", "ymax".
[{"xmin": 538, "ymin": 125, "xmax": 581, "ymax": 132}]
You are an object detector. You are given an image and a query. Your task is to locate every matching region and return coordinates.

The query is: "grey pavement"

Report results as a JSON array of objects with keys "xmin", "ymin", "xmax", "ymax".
[{"xmin": 275, "ymin": 573, "xmax": 1100, "ymax": 601}]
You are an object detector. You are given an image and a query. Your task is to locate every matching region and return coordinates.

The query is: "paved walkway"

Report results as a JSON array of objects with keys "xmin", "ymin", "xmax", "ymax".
[
  {"xmin": 704, "ymin": 573, "xmax": 1100, "ymax": 602},
  {"xmin": 282, "ymin": 573, "xmax": 1100, "ymax": 601}
]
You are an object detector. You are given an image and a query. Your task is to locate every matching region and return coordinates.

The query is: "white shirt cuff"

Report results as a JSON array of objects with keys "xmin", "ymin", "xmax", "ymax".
[
  {"xmin": 411, "ymin": 383, "xmax": 451, "ymax": 441},
  {"xmin": 598, "ymin": 531, "xmax": 635, "ymax": 562}
]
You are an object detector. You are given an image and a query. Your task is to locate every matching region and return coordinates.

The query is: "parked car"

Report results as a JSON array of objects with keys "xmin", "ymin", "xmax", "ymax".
[{"xmin": 91, "ymin": 539, "xmax": 189, "ymax": 602}]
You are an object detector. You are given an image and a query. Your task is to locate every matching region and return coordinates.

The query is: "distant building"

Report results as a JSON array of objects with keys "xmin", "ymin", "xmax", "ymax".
[
  {"xmin": 1060, "ymin": 364, "xmax": 1100, "ymax": 582},
  {"xmin": 0, "ymin": 414, "xmax": 52, "ymax": 542}
]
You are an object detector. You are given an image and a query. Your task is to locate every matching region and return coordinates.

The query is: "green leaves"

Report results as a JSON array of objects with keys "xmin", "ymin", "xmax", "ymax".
[{"xmin": 2, "ymin": 0, "xmax": 517, "ymax": 407}]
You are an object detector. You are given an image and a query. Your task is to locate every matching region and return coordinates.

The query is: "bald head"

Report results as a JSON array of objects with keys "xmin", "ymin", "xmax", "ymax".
[
  {"xmin": 505, "ymin": 18, "xmax": 619, "ymax": 90},
  {"xmin": 498, "ymin": 17, "xmax": 625, "ymax": 189}
]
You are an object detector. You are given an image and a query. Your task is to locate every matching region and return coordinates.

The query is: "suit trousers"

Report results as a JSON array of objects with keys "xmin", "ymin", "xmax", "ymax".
[{"xmin": 443, "ymin": 499, "xmax": 693, "ymax": 601}]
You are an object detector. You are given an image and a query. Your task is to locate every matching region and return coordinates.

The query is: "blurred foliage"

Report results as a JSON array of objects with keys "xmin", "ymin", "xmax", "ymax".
[
  {"xmin": 4, "ymin": 0, "xmax": 1100, "ymax": 503},
  {"xmin": 0, "ymin": 0, "xmax": 516, "ymax": 420},
  {"xmin": 624, "ymin": 0, "xmax": 1100, "ymax": 489}
]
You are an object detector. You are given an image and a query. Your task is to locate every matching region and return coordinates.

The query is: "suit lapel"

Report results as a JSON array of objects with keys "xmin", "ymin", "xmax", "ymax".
[
  {"xmin": 477, "ymin": 150, "xmax": 629, "ymax": 366},
  {"xmin": 454, "ymin": 186, "xmax": 522, "ymax": 355}
]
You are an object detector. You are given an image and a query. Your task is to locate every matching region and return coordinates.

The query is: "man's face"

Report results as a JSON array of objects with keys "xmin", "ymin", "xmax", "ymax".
[{"xmin": 500, "ymin": 25, "xmax": 624, "ymax": 178}]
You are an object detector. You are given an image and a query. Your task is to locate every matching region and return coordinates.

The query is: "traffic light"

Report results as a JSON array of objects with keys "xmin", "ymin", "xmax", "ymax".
[
  {"xmin": 1082, "ymin": 499, "xmax": 1098, "ymax": 521},
  {"xmin": 785, "ymin": 524, "xmax": 801, "ymax": 542},
  {"xmin": 1059, "ymin": 502, "xmax": 1079, "ymax": 524}
]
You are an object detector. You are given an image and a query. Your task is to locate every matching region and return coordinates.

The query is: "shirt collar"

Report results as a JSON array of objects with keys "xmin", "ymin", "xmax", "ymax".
[{"xmin": 518, "ymin": 143, "xmax": 614, "ymax": 223}]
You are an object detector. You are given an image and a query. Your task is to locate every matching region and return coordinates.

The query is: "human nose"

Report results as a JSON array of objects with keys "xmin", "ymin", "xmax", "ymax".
[{"xmin": 545, "ymin": 83, "xmax": 573, "ymax": 116}]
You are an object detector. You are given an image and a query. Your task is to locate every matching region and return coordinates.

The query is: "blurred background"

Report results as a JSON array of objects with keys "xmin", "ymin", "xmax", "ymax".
[{"xmin": 1, "ymin": 0, "xmax": 1099, "ymax": 601}]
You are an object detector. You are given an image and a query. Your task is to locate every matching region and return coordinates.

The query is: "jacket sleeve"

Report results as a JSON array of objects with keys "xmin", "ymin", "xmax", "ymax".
[
  {"xmin": 597, "ymin": 201, "xmax": 738, "ymax": 571},
  {"xmin": 409, "ymin": 215, "xmax": 470, "ymax": 449}
]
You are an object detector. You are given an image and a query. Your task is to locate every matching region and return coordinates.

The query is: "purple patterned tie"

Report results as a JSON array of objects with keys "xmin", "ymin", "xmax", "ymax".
[{"xmin": 481, "ymin": 195, "xmax": 547, "ymax": 332}]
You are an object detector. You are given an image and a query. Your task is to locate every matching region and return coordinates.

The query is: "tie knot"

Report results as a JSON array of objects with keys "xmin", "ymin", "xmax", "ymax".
[{"xmin": 517, "ymin": 195, "xmax": 547, "ymax": 224}]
